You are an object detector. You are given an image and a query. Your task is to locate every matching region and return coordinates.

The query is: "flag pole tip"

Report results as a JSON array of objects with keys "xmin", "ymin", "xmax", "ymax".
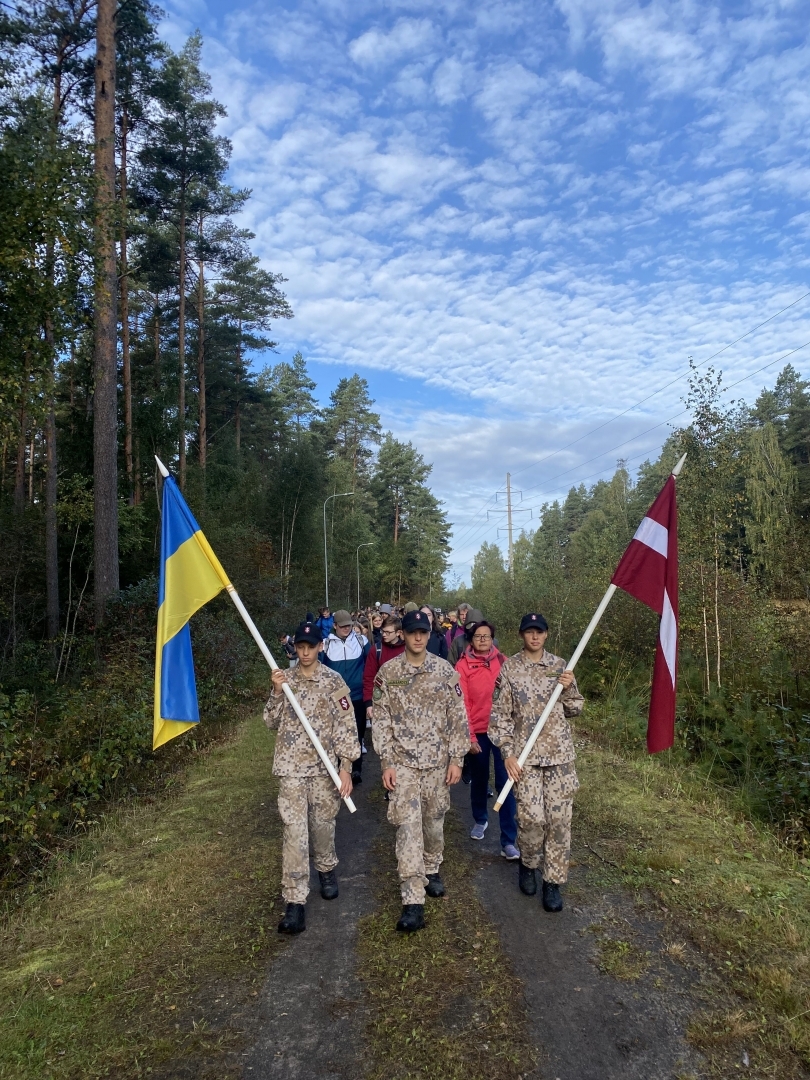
[
  {"xmin": 155, "ymin": 456, "xmax": 170, "ymax": 478},
  {"xmin": 672, "ymin": 453, "xmax": 687, "ymax": 477}
]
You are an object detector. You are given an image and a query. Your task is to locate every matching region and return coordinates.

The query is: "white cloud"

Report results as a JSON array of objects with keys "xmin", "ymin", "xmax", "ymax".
[
  {"xmin": 349, "ymin": 17, "xmax": 437, "ymax": 68},
  {"xmin": 158, "ymin": 0, "xmax": 810, "ymax": 580}
]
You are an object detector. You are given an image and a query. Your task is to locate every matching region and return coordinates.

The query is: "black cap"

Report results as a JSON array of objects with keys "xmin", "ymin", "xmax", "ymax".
[
  {"xmin": 294, "ymin": 621, "xmax": 322, "ymax": 645},
  {"xmin": 519, "ymin": 613, "xmax": 548, "ymax": 633},
  {"xmin": 402, "ymin": 610, "xmax": 431, "ymax": 633}
]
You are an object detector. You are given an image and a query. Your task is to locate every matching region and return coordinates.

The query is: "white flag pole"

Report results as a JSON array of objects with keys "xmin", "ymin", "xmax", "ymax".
[
  {"xmin": 155, "ymin": 456, "xmax": 356, "ymax": 813},
  {"xmin": 492, "ymin": 452, "xmax": 687, "ymax": 812}
]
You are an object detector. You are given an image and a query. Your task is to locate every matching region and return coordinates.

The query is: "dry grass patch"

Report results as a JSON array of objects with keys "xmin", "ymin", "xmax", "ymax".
[
  {"xmin": 0, "ymin": 714, "xmax": 282, "ymax": 1080},
  {"xmin": 574, "ymin": 732, "xmax": 810, "ymax": 1077},
  {"xmin": 596, "ymin": 937, "xmax": 649, "ymax": 981},
  {"xmin": 357, "ymin": 812, "xmax": 536, "ymax": 1080}
]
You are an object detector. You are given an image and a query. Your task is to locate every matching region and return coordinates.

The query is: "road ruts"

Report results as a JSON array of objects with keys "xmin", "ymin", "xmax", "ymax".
[
  {"xmin": 243, "ymin": 750, "xmax": 384, "ymax": 1080},
  {"xmin": 450, "ymin": 776, "xmax": 707, "ymax": 1080}
]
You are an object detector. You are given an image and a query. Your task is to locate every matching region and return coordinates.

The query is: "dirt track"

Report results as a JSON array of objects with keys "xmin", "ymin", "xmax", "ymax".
[{"xmin": 243, "ymin": 748, "xmax": 708, "ymax": 1079}]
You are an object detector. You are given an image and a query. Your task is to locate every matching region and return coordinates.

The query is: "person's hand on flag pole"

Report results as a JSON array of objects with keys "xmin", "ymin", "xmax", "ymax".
[{"xmin": 492, "ymin": 453, "xmax": 685, "ymax": 811}]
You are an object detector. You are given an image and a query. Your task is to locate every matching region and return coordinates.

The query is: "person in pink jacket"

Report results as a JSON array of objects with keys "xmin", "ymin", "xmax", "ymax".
[{"xmin": 455, "ymin": 618, "xmax": 519, "ymax": 859}]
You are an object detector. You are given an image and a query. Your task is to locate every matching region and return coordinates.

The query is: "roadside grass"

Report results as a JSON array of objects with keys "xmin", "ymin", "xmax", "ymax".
[
  {"xmin": 575, "ymin": 720, "xmax": 810, "ymax": 1078},
  {"xmin": 357, "ymin": 794, "xmax": 536, "ymax": 1080},
  {"xmin": 0, "ymin": 714, "xmax": 281, "ymax": 1080}
]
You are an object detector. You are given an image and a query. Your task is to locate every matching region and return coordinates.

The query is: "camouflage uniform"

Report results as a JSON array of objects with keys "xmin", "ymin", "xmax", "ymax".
[
  {"xmin": 489, "ymin": 649, "xmax": 584, "ymax": 883},
  {"xmin": 371, "ymin": 651, "xmax": 470, "ymax": 903},
  {"xmin": 264, "ymin": 664, "xmax": 360, "ymax": 904}
]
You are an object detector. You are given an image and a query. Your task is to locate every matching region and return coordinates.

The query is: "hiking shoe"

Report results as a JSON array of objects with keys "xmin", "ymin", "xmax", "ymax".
[
  {"xmin": 278, "ymin": 903, "xmax": 306, "ymax": 934},
  {"xmin": 361, "ymin": 743, "xmax": 368, "ymax": 754},
  {"xmin": 542, "ymin": 881, "xmax": 563, "ymax": 912},
  {"xmin": 396, "ymin": 904, "xmax": 425, "ymax": 932},
  {"xmin": 425, "ymin": 873, "xmax": 445, "ymax": 898},
  {"xmin": 470, "ymin": 821, "xmax": 488, "ymax": 841},
  {"xmin": 351, "ymin": 769, "xmax": 362, "ymax": 785},
  {"xmin": 318, "ymin": 869, "xmax": 338, "ymax": 900},
  {"xmin": 518, "ymin": 861, "xmax": 537, "ymax": 896},
  {"xmin": 501, "ymin": 843, "xmax": 521, "ymax": 861}
]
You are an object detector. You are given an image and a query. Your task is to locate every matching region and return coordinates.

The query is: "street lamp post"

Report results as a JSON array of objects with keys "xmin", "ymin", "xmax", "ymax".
[
  {"xmin": 323, "ymin": 491, "xmax": 353, "ymax": 609},
  {"xmin": 356, "ymin": 542, "xmax": 375, "ymax": 609}
]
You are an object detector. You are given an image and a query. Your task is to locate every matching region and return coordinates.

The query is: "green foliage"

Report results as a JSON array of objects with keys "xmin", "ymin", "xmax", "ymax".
[
  {"xmin": 467, "ymin": 365, "xmax": 810, "ymax": 835},
  {"xmin": 0, "ymin": 6, "xmax": 450, "ymax": 886}
]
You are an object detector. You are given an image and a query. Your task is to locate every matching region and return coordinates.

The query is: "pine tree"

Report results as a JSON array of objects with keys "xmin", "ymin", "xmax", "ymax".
[{"xmin": 135, "ymin": 32, "xmax": 228, "ymax": 489}]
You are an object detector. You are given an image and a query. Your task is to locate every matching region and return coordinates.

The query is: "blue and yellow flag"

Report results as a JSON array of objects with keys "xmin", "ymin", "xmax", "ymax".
[{"xmin": 154, "ymin": 476, "xmax": 232, "ymax": 750}]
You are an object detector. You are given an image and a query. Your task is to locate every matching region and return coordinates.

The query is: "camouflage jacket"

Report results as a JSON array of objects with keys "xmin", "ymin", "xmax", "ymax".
[
  {"xmin": 371, "ymin": 651, "xmax": 470, "ymax": 771},
  {"xmin": 489, "ymin": 649, "xmax": 584, "ymax": 767},
  {"xmin": 263, "ymin": 664, "xmax": 360, "ymax": 778}
]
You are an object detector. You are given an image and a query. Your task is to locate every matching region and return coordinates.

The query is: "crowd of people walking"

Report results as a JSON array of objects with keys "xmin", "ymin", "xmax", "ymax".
[{"xmin": 268, "ymin": 598, "xmax": 583, "ymax": 935}]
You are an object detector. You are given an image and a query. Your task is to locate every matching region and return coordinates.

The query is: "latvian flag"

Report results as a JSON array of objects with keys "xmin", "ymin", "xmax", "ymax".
[{"xmin": 611, "ymin": 474, "xmax": 679, "ymax": 753}]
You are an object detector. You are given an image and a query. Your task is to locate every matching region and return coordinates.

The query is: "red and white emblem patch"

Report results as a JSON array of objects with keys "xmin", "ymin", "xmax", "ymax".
[
  {"xmin": 454, "ymin": 684, "xmax": 462, "ymax": 697},
  {"xmin": 339, "ymin": 696, "xmax": 350, "ymax": 711}
]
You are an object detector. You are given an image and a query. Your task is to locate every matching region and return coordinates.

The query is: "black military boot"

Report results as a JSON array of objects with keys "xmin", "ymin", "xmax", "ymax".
[
  {"xmin": 319, "ymin": 869, "xmax": 339, "ymax": 900},
  {"xmin": 425, "ymin": 873, "xmax": 445, "ymax": 898},
  {"xmin": 278, "ymin": 903, "xmax": 306, "ymax": 934},
  {"xmin": 542, "ymin": 880, "xmax": 563, "ymax": 912},
  {"xmin": 396, "ymin": 904, "xmax": 425, "ymax": 932},
  {"xmin": 518, "ymin": 861, "xmax": 537, "ymax": 896}
]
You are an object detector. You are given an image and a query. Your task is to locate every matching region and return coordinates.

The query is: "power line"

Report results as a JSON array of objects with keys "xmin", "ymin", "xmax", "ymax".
[
  {"xmin": 454, "ymin": 336, "xmax": 810, "ymax": 555},
  {"xmin": 449, "ymin": 289, "xmax": 809, "ymax": 551},
  {"xmin": 507, "ymin": 289, "xmax": 810, "ymax": 483}
]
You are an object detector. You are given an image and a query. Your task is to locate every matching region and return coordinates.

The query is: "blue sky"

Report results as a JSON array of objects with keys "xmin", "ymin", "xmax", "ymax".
[{"xmin": 159, "ymin": 0, "xmax": 810, "ymax": 584}]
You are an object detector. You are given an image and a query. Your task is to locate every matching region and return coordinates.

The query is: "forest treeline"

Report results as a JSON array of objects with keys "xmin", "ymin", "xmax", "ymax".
[
  {"xmin": 464, "ymin": 363, "xmax": 810, "ymax": 834},
  {"xmin": 0, "ymin": 3, "xmax": 448, "ymax": 879}
]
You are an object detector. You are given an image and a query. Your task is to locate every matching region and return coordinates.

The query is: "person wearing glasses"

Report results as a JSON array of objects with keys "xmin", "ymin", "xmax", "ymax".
[
  {"xmin": 362, "ymin": 615, "xmax": 405, "ymax": 715},
  {"xmin": 455, "ymin": 618, "xmax": 519, "ymax": 860}
]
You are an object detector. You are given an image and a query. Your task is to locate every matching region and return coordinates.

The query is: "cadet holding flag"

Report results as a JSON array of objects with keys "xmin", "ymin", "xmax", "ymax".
[
  {"xmin": 372, "ymin": 609, "xmax": 469, "ymax": 933},
  {"xmin": 490, "ymin": 613, "xmax": 584, "ymax": 913},
  {"xmin": 264, "ymin": 621, "xmax": 360, "ymax": 936}
]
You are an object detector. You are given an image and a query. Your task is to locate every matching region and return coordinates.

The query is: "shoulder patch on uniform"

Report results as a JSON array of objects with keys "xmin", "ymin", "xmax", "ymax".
[
  {"xmin": 493, "ymin": 672, "xmax": 503, "ymax": 702},
  {"xmin": 331, "ymin": 687, "xmax": 352, "ymax": 711}
]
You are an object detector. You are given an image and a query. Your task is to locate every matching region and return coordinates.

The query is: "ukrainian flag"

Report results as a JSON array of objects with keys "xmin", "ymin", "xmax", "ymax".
[{"xmin": 153, "ymin": 476, "xmax": 232, "ymax": 750}]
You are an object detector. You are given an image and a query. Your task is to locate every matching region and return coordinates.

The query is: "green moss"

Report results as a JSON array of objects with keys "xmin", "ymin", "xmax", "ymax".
[{"xmin": 0, "ymin": 715, "xmax": 282, "ymax": 1080}]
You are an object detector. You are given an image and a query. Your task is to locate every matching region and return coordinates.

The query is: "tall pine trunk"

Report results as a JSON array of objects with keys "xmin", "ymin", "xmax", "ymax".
[
  {"xmin": 120, "ymin": 106, "xmax": 134, "ymax": 504},
  {"xmin": 153, "ymin": 297, "xmax": 161, "ymax": 388},
  {"xmin": 14, "ymin": 396, "xmax": 26, "ymax": 513},
  {"xmin": 44, "ymin": 84, "xmax": 61, "ymax": 642},
  {"xmin": 178, "ymin": 194, "xmax": 186, "ymax": 489},
  {"xmin": 45, "ymin": 388, "xmax": 59, "ymax": 638},
  {"xmin": 93, "ymin": 0, "xmax": 120, "ymax": 625},
  {"xmin": 197, "ymin": 213, "xmax": 206, "ymax": 469},
  {"xmin": 235, "ymin": 333, "xmax": 241, "ymax": 454}
]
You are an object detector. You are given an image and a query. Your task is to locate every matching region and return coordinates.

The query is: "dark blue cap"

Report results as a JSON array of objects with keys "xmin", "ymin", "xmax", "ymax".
[
  {"xmin": 519, "ymin": 613, "xmax": 548, "ymax": 633},
  {"xmin": 402, "ymin": 610, "xmax": 430, "ymax": 633},
  {"xmin": 294, "ymin": 621, "xmax": 322, "ymax": 645}
]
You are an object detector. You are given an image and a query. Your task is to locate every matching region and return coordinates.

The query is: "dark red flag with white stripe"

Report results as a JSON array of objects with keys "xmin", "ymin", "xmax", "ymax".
[{"xmin": 611, "ymin": 475, "xmax": 678, "ymax": 753}]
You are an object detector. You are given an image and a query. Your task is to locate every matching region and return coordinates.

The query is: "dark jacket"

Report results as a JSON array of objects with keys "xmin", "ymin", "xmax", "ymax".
[{"xmin": 427, "ymin": 628, "xmax": 449, "ymax": 660}]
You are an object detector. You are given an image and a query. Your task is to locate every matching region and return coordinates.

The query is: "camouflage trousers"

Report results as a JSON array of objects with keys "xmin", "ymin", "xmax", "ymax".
[
  {"xmin": 387, "ymin": 764, "xmax": 450, "ymax": 904},
  {"xmin": 277, "ymin": 775, "xmax": 341, "ymax": 904},
  {"xmin": 515, "ymin": 762, "xmax": 579, "ymax": 883}
]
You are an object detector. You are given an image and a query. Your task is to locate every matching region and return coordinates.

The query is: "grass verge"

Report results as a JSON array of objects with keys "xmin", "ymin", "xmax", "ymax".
[
  {"xmin": 356, "ymin": 793, "xmax": 536, "ymax": 1080},
  {"xmin": 0, "ymin": 713, "xmax": 281, "ymax": 1080},
  {"xmin": 575, "ymin": 728, "xmax": 810, "ymax": 1078}
]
